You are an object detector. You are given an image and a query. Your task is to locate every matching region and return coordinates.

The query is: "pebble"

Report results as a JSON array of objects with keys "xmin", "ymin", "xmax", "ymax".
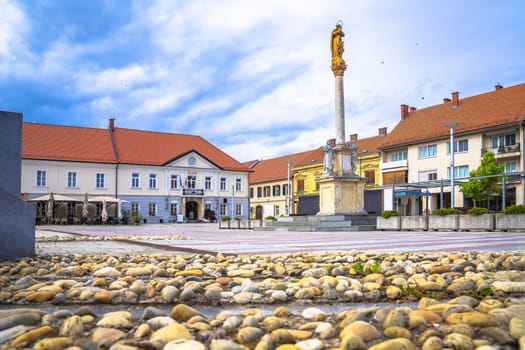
[{"xmin": 0, "ymin": 250, "xmax": 523, "ymax": 349}]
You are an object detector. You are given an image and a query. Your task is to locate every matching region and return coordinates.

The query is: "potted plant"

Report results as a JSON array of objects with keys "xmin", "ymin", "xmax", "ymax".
[
  {"xmin": 496, "ymin": 204, "xmax": 525, "ymax": 231},
  {"xmin": 458, "ymin": 207, "xmax": 494, "ymax": 231},
  {"xmin": 376, "ymin": 210, "xmax": 400, "ymax": 230},
  {"xmin": 220, "ymin": 215, "xmax": 231, "ymax": 229},
  {"xmin": 130, "ymin": 212, "xmax": 143, "ymax": 225},
  {"xmin": 428, "ymin": 208, "xmax": 461, "ymax": 231}
]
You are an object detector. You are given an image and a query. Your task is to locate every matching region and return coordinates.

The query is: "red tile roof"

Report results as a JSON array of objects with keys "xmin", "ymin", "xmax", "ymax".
[
  {"xmin": 112, "ymin": 128, "xmax": 248, "ymax": 171},
  {"xmin": 381, "ymin": 82, "xmax": 525, "ymax": 148},
  {"xmin": 249, "ymin": 149, "xmax": 317, "ymax": 183},
  {"xmin": 22, "ymin": 122, "xmax": 249, "ymax": 171},
  {"xmin": 22, "ymin": 123, "xmax": 116, "ymax": 163}
]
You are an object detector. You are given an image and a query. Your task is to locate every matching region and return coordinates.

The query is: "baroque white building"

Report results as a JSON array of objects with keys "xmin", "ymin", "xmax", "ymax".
[{"xmin": 22, "ymin": 119, "xmax": 250, "ymax": 223}]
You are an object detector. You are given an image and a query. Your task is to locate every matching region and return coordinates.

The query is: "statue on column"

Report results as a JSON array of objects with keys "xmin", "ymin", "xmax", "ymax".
[
  {"xmin": 330, "ymin": 21, "xmax": 347, "ymax": 74},
  {"xmin": 349, "ymin": 143, "xmax": 358, "ymax": 174},
  {"xmin": 323, "ymin": 140, "xmax": 335, "ymax": 175}
]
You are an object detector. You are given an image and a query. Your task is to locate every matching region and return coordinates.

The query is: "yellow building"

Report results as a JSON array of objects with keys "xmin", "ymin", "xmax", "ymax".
[
  {"xmin": 293, "ymin": 129, "xmax": 388, "ymax": 214},
  {"xmin": 246, "ymin": 150, "xmax": 316, "ymax": 219}
]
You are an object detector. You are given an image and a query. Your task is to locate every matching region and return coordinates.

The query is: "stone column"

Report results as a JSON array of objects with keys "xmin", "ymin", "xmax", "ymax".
[{"xmin": 335, "ymin": 75, "xmax": 345, "ymax": 145}]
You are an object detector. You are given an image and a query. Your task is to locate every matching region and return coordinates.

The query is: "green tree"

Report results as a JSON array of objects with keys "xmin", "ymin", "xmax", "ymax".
[{"xmin": 459, "ymin": 152, "xmax": 504, "ymax": 208}]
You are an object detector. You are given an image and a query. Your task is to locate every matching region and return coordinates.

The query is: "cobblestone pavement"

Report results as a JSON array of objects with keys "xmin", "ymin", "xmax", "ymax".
[{"xmin": 37, "ymin": 223, "xmax": 525, "ymax": 255}]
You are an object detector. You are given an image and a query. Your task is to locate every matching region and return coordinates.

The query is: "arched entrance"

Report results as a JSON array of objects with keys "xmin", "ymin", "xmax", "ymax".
[
  {"xmin": 185, "ymin": 201, "xmax": 198, "ymax": 221},
  {"xmin": 255, "ymin": 205, "xmax": 263, "ymax": 220}
]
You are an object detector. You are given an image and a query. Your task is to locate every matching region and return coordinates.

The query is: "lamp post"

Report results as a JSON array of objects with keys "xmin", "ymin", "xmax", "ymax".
[
  {"xmin": 285, "ymin": 159, "xmax": 292, "ymax": 215},
  {"xmin": 445, "ymin": 121, "xmax": 459, "ymax": 208}
]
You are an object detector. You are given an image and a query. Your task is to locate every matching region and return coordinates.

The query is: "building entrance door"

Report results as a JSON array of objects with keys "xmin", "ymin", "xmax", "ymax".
[
  {"xmin": 255, "ymin": 205, "xmax": 263, "ymax": 220},
  {"xmin": 186, "ymin": 201, "xmax": 198, "ymax": 221}
]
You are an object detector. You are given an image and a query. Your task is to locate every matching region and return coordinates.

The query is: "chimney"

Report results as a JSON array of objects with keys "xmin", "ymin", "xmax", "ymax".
[
  {"xmin": 378, "ymin": 127, "xmax": 387, "ymax": 136},
  {"xmin": 451, "ymin": 91, "xmax": 459, "ymax": 107},
  {"xmin": 495, "ymin": 84, "xmax": 503, "ymax": 90},
  {"xmin": 409, "ymin": 106, "xmax": 417, "ymax": 112},
  {"xmin": 109, "ymin": 118, "xmax": 115, "ymax": 131},
  {"xmin": 350, "ymin": 134, "xmax": 358, "ymax": 142},
  {"xmin": 400, "ymin": 104, "xmax": 409, "ymax": 120},
  {"xmin": 443, "ymin": 98, "xmax": 451, "ymax": 104}
]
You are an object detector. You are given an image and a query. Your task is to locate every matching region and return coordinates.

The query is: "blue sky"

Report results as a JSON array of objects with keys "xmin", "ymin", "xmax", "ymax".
[{"xmin": 2, "ymin": 1, "xmax": 524, "ymax": 161}]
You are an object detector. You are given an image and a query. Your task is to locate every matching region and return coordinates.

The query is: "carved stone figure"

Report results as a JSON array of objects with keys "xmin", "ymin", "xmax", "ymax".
[{"xmin": 323, "ymin": 141, "xmax": 335, "ymax": 175}]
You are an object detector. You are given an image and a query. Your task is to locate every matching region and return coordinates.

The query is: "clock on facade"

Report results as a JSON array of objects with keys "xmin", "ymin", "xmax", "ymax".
[{"xmin": 188, "ymin": 156, "xmax": 196, "ymax": 165}]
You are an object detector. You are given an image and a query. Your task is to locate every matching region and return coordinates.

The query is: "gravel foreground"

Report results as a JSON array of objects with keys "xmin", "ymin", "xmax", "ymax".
[{"xmin": 0, "ymin": 244, "xmax": 524, "ymax": 349}]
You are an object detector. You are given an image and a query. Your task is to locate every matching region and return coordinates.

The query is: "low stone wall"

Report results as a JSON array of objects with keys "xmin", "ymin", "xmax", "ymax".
[
  {"xmin": 218, "ymin": 219, "xmax": 264, "ymax": 229},
  {"xmin": 378, "ymin": 213, "xmax": 525, "ymax": 231}
]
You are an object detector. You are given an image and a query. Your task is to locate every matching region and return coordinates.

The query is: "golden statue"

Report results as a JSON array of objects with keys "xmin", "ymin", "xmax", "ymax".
[{"xmin": 330, "ymin": 22, "xmax": 347, "ymax": 75}]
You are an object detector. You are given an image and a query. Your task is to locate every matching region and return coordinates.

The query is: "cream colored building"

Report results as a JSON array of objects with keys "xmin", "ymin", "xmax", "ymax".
[{"xmin": 380, "ymin": 83, "xmax": 525, "ymax": 214}]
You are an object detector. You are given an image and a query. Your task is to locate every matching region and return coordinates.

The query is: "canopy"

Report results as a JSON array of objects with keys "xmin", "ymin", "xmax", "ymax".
[
  {"xmin": 29, "ymin": 193, "xmax": 81, "ymax": 202},
  {"xmin": 88, "ymin": 196, "xmax": 128, "ymax": 203}
]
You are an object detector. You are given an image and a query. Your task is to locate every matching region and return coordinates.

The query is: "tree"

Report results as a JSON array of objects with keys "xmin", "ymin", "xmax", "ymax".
[{"xmin": 459, "ymin": 152, "xmax": 504, "ymax": 209}]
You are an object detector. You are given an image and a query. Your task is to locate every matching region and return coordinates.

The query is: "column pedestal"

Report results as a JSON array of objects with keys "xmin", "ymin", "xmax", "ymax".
[{"xmin": 317, "ymin": 145, "xmax": 367, "ymax": 216}]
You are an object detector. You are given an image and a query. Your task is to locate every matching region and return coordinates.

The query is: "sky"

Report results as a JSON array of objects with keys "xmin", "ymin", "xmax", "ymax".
[{"xmin": 1, "ymin": 1, "xmax": 525, "ymax": 162}]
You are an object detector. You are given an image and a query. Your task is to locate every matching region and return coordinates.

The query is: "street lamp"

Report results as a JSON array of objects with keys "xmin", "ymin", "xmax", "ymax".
[
  {"xmin": 285, "ymin": 159, "xmax": 292, "ymax": 215},
  {"xmin": 445, "ymin": 121, "xmax": 459, "ymax": 208}
]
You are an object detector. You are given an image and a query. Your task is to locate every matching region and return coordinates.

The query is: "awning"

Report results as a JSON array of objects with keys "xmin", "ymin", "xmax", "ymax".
[
  {"xmin": 28, "ymin": 193, "xmax": 81, "ymax": 202},
  {"xmin": 394, "ymin": 191, "xmax": 431, "ymax": 197},
  {"xmin": 88, "ymin": 196, "xmax": 128, "ymax": 203}
]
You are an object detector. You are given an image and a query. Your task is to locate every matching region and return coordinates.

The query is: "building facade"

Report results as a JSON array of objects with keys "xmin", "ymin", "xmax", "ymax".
[
  {"xmin": 22, "ymin": 119, "xmax": 250, "ymax": 223},
  {"xmin": 247, "ymin": 150, "xmax": 315, "ymax": 219},
  {"xmin": 379, "ymin": 83, "xmax": 525, "ymax": 215}
]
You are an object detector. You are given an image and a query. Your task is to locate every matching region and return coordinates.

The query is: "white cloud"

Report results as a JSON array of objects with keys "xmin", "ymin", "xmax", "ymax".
[{"xmin": 0, "ymin": 0, "xmax": 28, "ymax": 59}]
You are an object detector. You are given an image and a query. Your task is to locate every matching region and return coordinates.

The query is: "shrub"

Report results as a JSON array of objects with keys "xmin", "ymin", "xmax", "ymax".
[
  {"xmin": 432, "ymin": 208, "xmax": 462, "ymax": 216},
  {"xmin": 265, "ymin": 215, "xmax": 276, "ymax": 221},
  {"xmin": 381, "ymin": 210, "xmax": 399, "ymax": 219},
  {"xmin": 503, "ymin": 204, "xmax": 525, "ymax": 214},
  {"xmin": 221, "ymin": 216, "xmax": 231, "ymax": 222},
  {"xmin": 467, "ymin": 207, "xmax": 489, "ymax": 216}
]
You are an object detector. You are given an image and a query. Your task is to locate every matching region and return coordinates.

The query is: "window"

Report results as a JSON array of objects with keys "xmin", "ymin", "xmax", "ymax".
[
  {"xmin": 131, "ymin": 173, "xmax": 140, "ymax": 188},
  {"xmin": 219, "ymin": 203, "xmax": 227, "ymax": 216},
  {"xmin": 383, "ymin": 170, "xmax": 408, "ymax": 185},
  {"xmin": 275, "ymin": 205, "xmax": 280, "ymax": 216},
  {"xmin": 205, "ymin": 202, "xmax": 212, "ymax": 211},
  {"xmin": 187, "ymin": 175, "xmax": 196, "ymax": 189},
  {"xmin": 131, "ymin": 203, "xmax": 139, "ymax": 215},
  {"xmin": 418, "ymin": 170, "xmax": 438, "ymax": 182},
  {"xmin": 418, "ymin": 144, "xmax": 437, "ymax": 159},
  {"xmin": 448, "ymin": 165, "xmax": 469, "ymax": 179},
  {"xmin": 282, "ymin": 184, "xmax": 289, "ymax": 196},
  {"xmin": 170, "ymin": 175, "xmax": 179, "ymax": 189},
  {"xmin": 492, "ymin": 134, "xmax": 516, "ymax": 149},
  {"xmin": 390, "ymin": 150, "xmax": 407, "ymax": 162},
  {"xmin": 263, "ymin": 186, "xmax": 271, "ymax": 197},
  {"xmin": 36, "ymin": 170, "xmax": 47, "ymax": 187},
  {"xmin": 148, "ymin": 203, "xmax": 156, "ymax": 216},
  {"xmin": 220, "ymin": 177, "xmax": 227, "ymax": 191},
  {"xmin": 205, "ymin": 176, "xmax": 212, "ymax": 190},
  {"xmin": 67, "ymin": 171, "xmax": 77, "ymax": 188},
  {"xmin": 250, "ymin": 188, "xmax": 254, "ymax": 198},
  {"xmin": 149, "ymin": 174, "xmax": 157, "ymax": 189},
  {"xmin": 297, "ymin": 179, "xmax": 305, "ymax": 192},
  {"xmin": 96, "ymin": 173, "xmax": 105, "ymax": 188},
  {"xmin": 170, "ymin": 202, "xmax": 178, "ymax": 216},
  {"xmin": 272, "ymin": 184, "xmax": 281, "ymax": 196},
  {"xmin": 235, "ymin": 203, "xmax": 242, "ymax": 216},
  {"xmin": 448, "ymin": 139, "xmax": 469, "ymax": 153},
  {"xmin": 505, "ymin": 161, "xmax": 517, "ymax": 173},
  {"xmin": 257, "ymin": 187, "xmax": 262, "ymax": 198},
  {"xmin": 364, "ymin": 170, "xmax": 375, "ymax": 184},
  {"xmin": 235, "ymin": 178, "xmax": 242, "ymax": 192}
]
